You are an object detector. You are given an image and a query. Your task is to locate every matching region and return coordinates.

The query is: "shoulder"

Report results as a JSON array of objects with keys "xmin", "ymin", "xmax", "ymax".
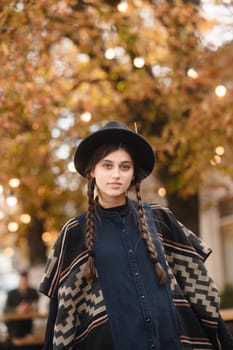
[
  {"xmin": 62, "ymin": 212, "xmax": 86, "ymax": 232},
  {"xmin": 149, "ymin": 202, "xmax": 172, "ymax": 217},
  {"xmin": 148, "ymin": 202, "xmax": 178, "ymax": 231},
  {"xmin": 57, "ymin": 212, "xmax": 86, "ymax": 241},
  {"xmin": 48, "ymin": 213, "xmax": 87, "ymax": 265},
  {"xmin": 7, "ymin": 288, "xmax": 18, "ymax": 297},
  {"xmin": 149, "ymin": 203, "xmax": 211, "ymax": 260},
  {"xmin": 148, "ymin": 202, "xmax": 191, "ymax": 243}
]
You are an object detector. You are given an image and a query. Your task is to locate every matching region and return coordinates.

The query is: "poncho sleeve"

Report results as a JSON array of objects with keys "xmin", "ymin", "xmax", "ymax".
[
  {"xmin": 150, "ymin": 203, "xmax": 222, "ymax": 349},
  {"xmin": 176, "ymin": 219, "xmax": 212, "ymax": 262},
  {"xmin": 39, "ymin": 216, "xmax": 85, "ymax": 298}
]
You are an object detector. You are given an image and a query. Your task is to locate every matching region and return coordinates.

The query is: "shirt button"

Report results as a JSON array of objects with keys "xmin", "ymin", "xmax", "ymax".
[
  {"xmin": 135, "ymin": 272, "xmax": 139, "ymax": 276},
  {"xmin": 122, "ymin": 228, "xmax": 126, "ymax": 232},
  {"xmin": 145, "ymin": 317, "xmax": 151, "ymax": 323},
  {"xmin": 128, "ymin": 249, "xmax": 133, "ymax": 253},
  {"xmin": 151, "ymin": 345, "xmax": 156, "ymax": 348},
  {"xmin": 141, "ymin": 295, "xmax": 145, "ymax": 299}
]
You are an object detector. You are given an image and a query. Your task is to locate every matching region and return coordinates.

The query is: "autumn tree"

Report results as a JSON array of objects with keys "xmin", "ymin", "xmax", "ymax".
[{"xmin": 0, "ymin": 0, "xmax": 232, "ymax": 265}]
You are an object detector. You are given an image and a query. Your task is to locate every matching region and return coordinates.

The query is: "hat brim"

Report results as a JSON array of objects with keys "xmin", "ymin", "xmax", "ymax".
[{"xmin": 74, "ymin": 127, "xmax": 155, "ymax": 178}]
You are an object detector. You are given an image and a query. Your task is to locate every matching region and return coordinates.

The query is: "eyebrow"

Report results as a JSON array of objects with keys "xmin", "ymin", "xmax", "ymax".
[{"xmin": 102, "ymin": 159, "xmax": 133, "ymax": 164}]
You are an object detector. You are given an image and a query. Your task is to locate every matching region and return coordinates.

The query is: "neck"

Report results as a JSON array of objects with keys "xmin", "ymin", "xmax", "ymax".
[{"xmin": 97, "ymin": 195, "xmax": 127, "ymax": 209}]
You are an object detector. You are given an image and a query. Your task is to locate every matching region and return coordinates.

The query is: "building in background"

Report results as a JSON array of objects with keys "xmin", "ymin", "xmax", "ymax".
[{"xmin": 199, "ymin": 173, "xmax": 233, "ymax": 291}]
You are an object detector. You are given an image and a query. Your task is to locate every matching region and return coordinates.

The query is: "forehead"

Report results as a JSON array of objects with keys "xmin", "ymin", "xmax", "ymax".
[{"xmin": 102, "ymin": 148, "xmax": 133, "ymax": 162}]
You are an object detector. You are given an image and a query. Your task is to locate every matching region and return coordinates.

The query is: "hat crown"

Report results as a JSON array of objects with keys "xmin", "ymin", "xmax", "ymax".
[{"xmin": 103, "ymin": 120, "xmax": 130, "ymax": 131}]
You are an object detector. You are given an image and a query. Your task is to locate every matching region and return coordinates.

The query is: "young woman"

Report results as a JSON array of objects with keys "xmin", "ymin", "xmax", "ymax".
[{"xmin": 40, "ymin": 121, "xmax": 233, "ymax": 350}]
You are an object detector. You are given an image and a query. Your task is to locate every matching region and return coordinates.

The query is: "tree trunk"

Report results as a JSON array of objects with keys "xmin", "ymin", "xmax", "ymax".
[
  {"xmin": 27, "ymin": 217, "xmax": 47, "ymax": 266},
  {"xmin": 157, "ymin": 166, "xmax": 199, "ymax": 236},
  {"xmin": 167, "ymin": 192, "xmax": 199, "ymax": 236}
]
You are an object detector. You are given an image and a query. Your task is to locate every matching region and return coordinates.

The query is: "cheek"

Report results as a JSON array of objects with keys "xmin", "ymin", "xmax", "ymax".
[{"xmin": 125, "ymin": 172, "xmax": 134, "ymax": 186}]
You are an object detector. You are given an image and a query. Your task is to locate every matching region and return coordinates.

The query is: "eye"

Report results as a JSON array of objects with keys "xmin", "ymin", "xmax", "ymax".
[
  {"xmin": 103, "ymin": 162, "xmax": 112, "ymax": 169},
  {"xmin": 120, "ymin": 164, "xmax": 131, "ymax": 171}
]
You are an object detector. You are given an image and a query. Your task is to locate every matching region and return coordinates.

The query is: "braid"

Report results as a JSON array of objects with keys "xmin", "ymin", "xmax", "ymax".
[
  {"xmin": 135, "ymin": 182, "xmax": 167, "ymax": 285},
  {"xmin": 84, "ymin": 176, "xmax": 96, "ymax": 280}
]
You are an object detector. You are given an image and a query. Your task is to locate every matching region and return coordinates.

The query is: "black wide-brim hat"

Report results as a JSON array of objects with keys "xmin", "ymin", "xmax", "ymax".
[{"xmin": 74, "ymin": 120, "xmax": 155, "ymax": 178}]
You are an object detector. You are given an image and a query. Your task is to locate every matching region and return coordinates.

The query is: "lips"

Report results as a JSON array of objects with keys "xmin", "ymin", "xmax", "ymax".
[{"xmin": 109, "ymin": 182, "xmax": 122, "ymax": 187}]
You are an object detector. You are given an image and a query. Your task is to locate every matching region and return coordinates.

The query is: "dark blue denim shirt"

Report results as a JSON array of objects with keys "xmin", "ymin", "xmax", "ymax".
[{"xmin": 94, "ymin": 200, "xmax": 182, "ymax": 350}]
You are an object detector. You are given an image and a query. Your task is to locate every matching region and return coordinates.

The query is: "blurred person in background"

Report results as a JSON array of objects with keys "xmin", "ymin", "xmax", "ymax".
[{"xmin": 4, "ymin": 270, "xmax": 39, "ymax": 338}]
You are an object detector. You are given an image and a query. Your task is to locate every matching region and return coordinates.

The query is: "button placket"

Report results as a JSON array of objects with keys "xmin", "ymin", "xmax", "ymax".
[
  {"xmin": 119, "ymin": 213, "xmax": 158, "ymax": 349},
  {"xmin": 122, "ymin": 224, "xmax": 158, "ymax": 347}
]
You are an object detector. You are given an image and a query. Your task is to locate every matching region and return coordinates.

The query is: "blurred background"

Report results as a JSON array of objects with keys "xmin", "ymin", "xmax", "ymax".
[{"xmin": 0, "ymin": 0, "xmax": 233, "ymax": 318}]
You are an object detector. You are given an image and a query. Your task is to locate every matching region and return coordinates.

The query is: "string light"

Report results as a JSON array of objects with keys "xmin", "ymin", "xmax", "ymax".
[
  {"xmin": 210, "ymin": 155, "xmax": 222, "ymax": 166},
  {"xmin": 80, "ymin": 112, "xmax": 92, "ymax": 122},
  {"xmin": 214, "ymin": 155, "xmax": 221, "ymax": 164},
  {"xmin": 6, "ymin": 194, "xmax": 17, "ymax": 207},
  {"xmin": 215, "ymin": 85, "xmax": 227, "ymax": 97},
  {"xmin": 117, "ymin": 1, "xmax": 128, "ymax": 12},
  {"xmin": 9, "ymin": 178, "xmax": 20, "ymax": 188},
  {"xmin": 187, "ymin": 68, "xmax": 198, "ymax": 79},
  {"xmin": 20, "ymin": 213, "xmax": 31, "ymax": 224},
  {"xmin": 215, "ymin": 146, "xmax": 224, "ymax": 156},
  {"xmin": 133, "ymin": 57, "xmax": 145, "ymax": 68},
  {"xmin": 42, "ymin": 231, "xmax": 52, "ymax": 243},
  {"xmin": 8, "ymin": 221, "xmax": 19, "ymax": 232},
  {"xmin": 158, "ymin": 187, "xmax": 166, "ymax": 197},
  {"xmin": 105, "ymin": 48, "xmax": 115, "ymax": 60},
  {"xmin": 68, "ymin": 161, "xmax": 76, "ymax": 172}
]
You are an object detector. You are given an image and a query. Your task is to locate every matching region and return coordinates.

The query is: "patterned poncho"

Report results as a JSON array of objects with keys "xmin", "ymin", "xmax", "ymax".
[{"xmin": 40, "ymin": 200, "xmax": 221, "ymax": 350}]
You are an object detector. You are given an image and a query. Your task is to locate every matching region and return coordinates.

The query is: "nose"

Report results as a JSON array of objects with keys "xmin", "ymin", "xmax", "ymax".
[{"xmin": 112, "ymin": 166, "xmax": 120, "ymax": 178}]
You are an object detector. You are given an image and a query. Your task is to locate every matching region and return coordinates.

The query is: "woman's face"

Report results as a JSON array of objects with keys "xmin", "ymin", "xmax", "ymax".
[{"xmin": 91, "ymin": 148, "xmax": 134, "ymax": 208}]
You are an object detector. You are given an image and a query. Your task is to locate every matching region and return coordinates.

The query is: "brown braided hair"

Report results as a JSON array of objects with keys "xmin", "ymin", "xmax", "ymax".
[
  {"xmin": 135, "ymin": 182, "xmax": 167, "ymax": 285},
  {"xmin": 83, "ymin": 143, "xmax": 167, "ymax": 285},
  {"xmin": 83, "ymin": 175, "xmax": 97, "ymax": 280}
]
